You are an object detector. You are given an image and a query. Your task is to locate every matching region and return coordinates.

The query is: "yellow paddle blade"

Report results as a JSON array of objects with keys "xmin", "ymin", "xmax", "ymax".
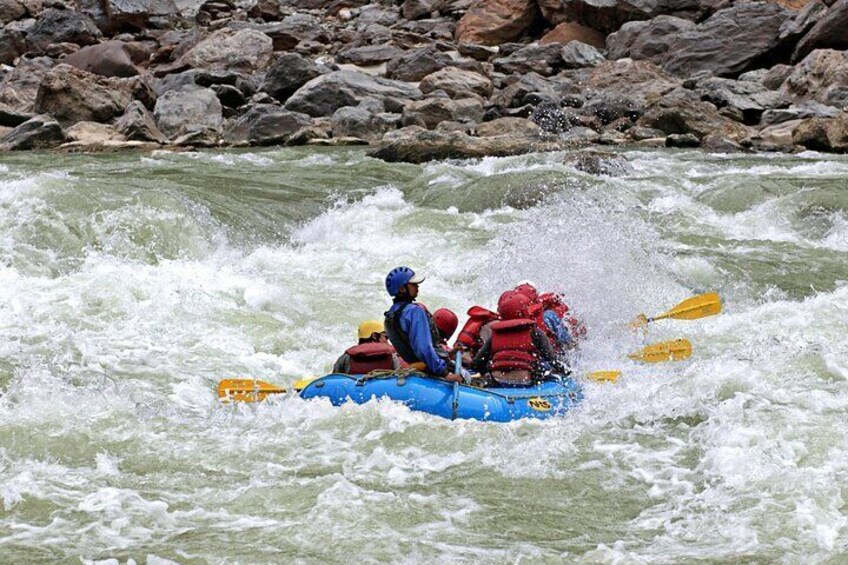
[
  {"xmin": 654, "ymin": 292, "xmax": 722, "ymax": 322},
  {"xmin": 587, "ymin": 370, "xmax": 621, "ymax": 383},
  {"xmin": 217, "ymin": 379, "xmax": 287, "ymax": 403},
  {"xmin": 628, "ymin": 339, "xmax": 692, "ymax": 363},
  {"xmin": 292, "ymin": 376, "xmax": 318, "ymax": 391}
]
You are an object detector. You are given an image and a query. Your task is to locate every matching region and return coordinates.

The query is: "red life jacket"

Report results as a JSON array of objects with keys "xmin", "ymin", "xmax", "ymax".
[
  {"xmin": 529, "ymin": 293, "xmax": 587, "ymax": 344},
  {"xmin": 345, "ymin": 342, "xmax": 396, "ymax": 374},
  {"xmin": 489, "ymin": 318, "xmax": 537, "ymax": 372},
  {"xmin": 457, "ymin": 305, "xmax": 499, "ymax": 353}
]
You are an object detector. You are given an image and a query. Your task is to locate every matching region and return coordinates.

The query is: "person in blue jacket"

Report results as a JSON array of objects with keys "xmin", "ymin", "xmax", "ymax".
[{"xmin": 383, "ymin": 266, "xmax": 463, "ymax": 384}]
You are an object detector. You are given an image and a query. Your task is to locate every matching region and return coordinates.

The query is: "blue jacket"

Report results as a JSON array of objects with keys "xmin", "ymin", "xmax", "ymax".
[
  {"xmin": 385, "ymin": 301, "xmax": 448, "ymax": 376},
  {"xmin": 543, "ymin": 310, "xmax": 573, "ymax": 347}
]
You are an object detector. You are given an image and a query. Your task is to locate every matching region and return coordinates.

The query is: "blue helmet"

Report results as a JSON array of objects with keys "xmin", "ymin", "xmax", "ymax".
[{"xmin": 385, "ymin": 266, "xmax": 425, "ymax": 297}]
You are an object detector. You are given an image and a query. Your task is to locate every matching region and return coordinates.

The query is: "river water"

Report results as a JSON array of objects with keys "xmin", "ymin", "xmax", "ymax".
[{"xmin": 1, "ymin": 147, "xmax": 847, "ymax": 564}]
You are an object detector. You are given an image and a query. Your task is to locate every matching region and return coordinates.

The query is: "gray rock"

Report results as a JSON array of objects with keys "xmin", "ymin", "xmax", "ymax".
[
  {"xmin": 763, "ymin": 64, "xmax": 794, "ymax": 90},
  {"xmin": 401, "ymin": 97, "xmax": 485, "ymax": 129},
  {"xmin": 0, "ymin": 56, "xmax": 53, "ymax": 113},
  {"xmin": 330, "ymin": 105, "xmax": 399, "ymax": 142},
  {"xmin": 337, "ymin": 45, "xmax": 403, "ymax": 66},
  {"xmin": 530, "ymin": 101, "xmax": 580, "ymax": 133},
  {"xmin": 179, "ymin": 28, "xmax": 273, "ymax": 74},
  {"xmin": 663, "ymin": 3, "xmax": 791, "ymax": 78},
  {"xmin": 78, "ymin": 0, "xmax": 181, "ymax": 32},
  {"xmin": 701, "ymin": 133, "xmax": 746, "ymax": 153},
  {"xmin": 63, "ymin": 41, "xmax": 138, "ymax": 78},
  {"xmin": 223, "ymin": 104, "xmax": 312, "ymax": 146},
  {"xmin": 538, "ymin": 0, "xmax": 705, "ymax": 34},
  {"xmin": 666, "ymin": 132, "xmax": 700, "ymax": 147},
  {"xmin": 794, "ymin": 0, "xmax": 848, "ymax": 63},
  {"xmin": 355, "ymin": 4, "xmax": 400, "ymax": 27},
  {"xmin": 606, "ymin": 16, "xmax": 695, "ymax": 63},
  {"xmin": 402, "ymin": 0, "xmax": 442, "ymax": 20},
  {"xmin": 561, "ymin": 41, "xmax": 605, "ymax": 69},
  {"xmin": 696, "ymin": 77, "xmax": 790, "ymax": 125},
  {"xmin": 760, "ymin": 101, "xmax": 841, "ymax": 126},
  {"xmin": 562, "ymin": 150, "xmax": 630, "ymax": 175},
  {"xmin": 255, "ymin": 14, "xmax": 330, "ymax": 51},
  {"xmin": 212, "ymin": 84, "xmax": 245, "ymax": 109},
  {"xmin": 115, "ymin": 100, "xmax": 167, "ymax": 142},
  {"xmin": 783, "ymin": 49, "xmax": 848, "ymax": 107},
  {"xmin": 779, "ymin": 0, "xmax": 828, "ymax": 46},
  {"xmin": 154, "ymin": 86, "xmax": 223, "ymax": 139},
  {"xmin": 0, "ymin": 114, "xmax": 65, "ymax": 150},
  {"xmin": 457, "ymin": 43, "xmax": 499, "ymax": 62},
  {"xmin": 419, "ymin": 67, "xmax": 493, "ymax": 99},
  {"xmin": 0, "ymin": 101, "xmax": 32, "ymax": 127},
  {"xmin": 285, "ymin": 70, "xmax": 421, "ymax": 117},
  {"xmin": 493, "ymin": 42, "xmax": 566, "ymax": 76},
  {"xmin": 584, "ymin": 59, "xmax": 681, "ymax": 107},
  {"xmin": 26, "ymin": 9, "xmax": 102, "ymax": 54},
  {"xmin": 386, "ymin": 45, "xmax": 454, "ymax": 82},
  {"xmin": 637, "ymin": 87, "xmax": 749, "ymax": 140},
  {"xmin": 489, "ymin": 72, "xmax": 578, "ymax": 109},
  {"xmin": 33, "ymin": 64, "xmax": 133, "ymax": 125},
  {"xmin": 261, "ymin": 52, "xmax": 323, "ymax": 103},
  {"xmin": 627, "ymin": 125, "xmax": 665, "ymax": 140},
  {"xmin": 580, "ymin": 93, "xmax": 645, "ymax": 125},
  {"xmin": 173, "ymin": 126, "xmax": 220, "ymax": 147}
]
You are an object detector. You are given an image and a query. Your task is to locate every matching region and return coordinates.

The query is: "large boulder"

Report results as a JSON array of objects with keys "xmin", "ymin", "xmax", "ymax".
[
  {"xmin": 63, "ymin": 41, "xmax": 139, "ymax": 78},
  {"xmin": 330, "ymin": 104, "xmax": 399, "ymax": 142},
  {"xmin": 0, "ymin": 57, "xmax": 53, "ymax": 113},
  {"xmin": 606, "ymin": 16, "xmax": 695, "ymax": 63},
  {"xmin": 561, "ymin": 41, "xmax": 605, "ymax": 69},
  {"xmin": 792, "ymin": 113, "xmax": 848, "ymax": 151},
  {"xmin": 793, "ymin": 0, "xmax": 848, "ymax": 62},
  {"xmin": 663, "ymin": 3, "xmax": 791, "ymax": 78},
  {"xmin": 419, "ymin": 67, "xmax": 493, "ymax": 99},
  {"xmin": 385, "ymin": 46, "xmax": 455, "ymax": 82},
  {"xmin": 489, "ymin": 71, "xmax": 579, "ymax": 108},
  {"xmin": 222, "ymin": 104, "xmax": 312, "ymax": 146},
  {"xmin": 637, "ymin": 88, "xmax": 749, "ymax": 140},
  {"xmin": 401, "ymin": 97, "xmax": 485, "ymax": 129},
  {"xmin": 537, "ymin": 0, "xmax": 703, "ymax": 34},
  {"xmin": 115, "ymin": 100, "xmax": 167, "ymax": 142},
  {"xmin": 455, "ymin": 0, "xmax": 540, "ymax": 46},
  {"xmin": 476, "ymin": 116, "xmax": 539, "ymax": 137},
  {"xmin": 285, "ymin": 70, "xmax": 421, "ymax": 117},
  {"xmin": 584, "ymin": 59, "xmax": 680, "ymax": 106},
  {"xmin": 540, "ymin": 22, "xmax": 605, "ymax": 48},
  {"xmin": 178, "ymin": 28, "xmax": 273, "ymax": 74},
  {"xmin": 33, "ymin": 64, "xmax": 133, "ymax": 125},
  {"xmin": 0, "ymin": 27, "xmax": 25, "ymax": 65},
  {"xmin": 0, "ymin": 114, "xmax": 65, "ymax": 150},
  {"xmin": 0, "ymin": 102, "xmax": 32, "ymax": 127},
  {"xmin": 26, "ymin": 9, "xmax": 102, "ymax": 54},
  {"xmin": 153, "ymin": 86, "xmax": 223, "ymax": 138},
  {"xmin": 760, "ymin": 101, "xmax": 840, "ymax": 125},
  {"xmin": 696, "ymin": 77, "xmax": 790, "ymax": 125},
  {"xmin": 260, "ymin": 52, "xmax": 323, "ymax": 103},
  {"xmin": 783, "ymin": 49, "xmax": 848, "ymax": 107}
]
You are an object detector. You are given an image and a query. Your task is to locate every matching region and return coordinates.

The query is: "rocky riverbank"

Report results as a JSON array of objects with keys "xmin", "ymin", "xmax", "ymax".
[{"xmin": 0, "ymin": 0, "xmax": 846, "ymax": 161}]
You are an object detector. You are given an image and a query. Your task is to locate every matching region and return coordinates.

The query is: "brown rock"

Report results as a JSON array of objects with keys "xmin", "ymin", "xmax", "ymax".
[
  {"xmin": 0, "ymin": 0, "xmax": 25, "ymax": 24},
  {"xmin": 385, "ymin": 45, "xmax": 454, "ymax": 82},
  {"xmin": 65, "ymin": 121, "xmax": 125, "ymax": 143},
  {"xmin": 179, "ymin": 28, "xmax": 273, "ymax": 74},
  {"xmin": 476, "ymin": 116, "xmax": 539, "ymax": 136},
  {"xmin": 637, "ymin": 87, "xmax": 749, "ymax": 140},
  {"xmin": 586, "ymin": 59, "xmax": 680, "ymax": 105},
  {"xmin": 0, "ymin": 57, "xmax": 54, "ymax": 113},
  {"xmin": 419, "ymin": 67, "xmax": 493, "ymax": 99},
  {"xmin": 455, "ymin": 0, "xmax": 541, "ymax": 46},
  {"xmin": 0, "ymin": 114, "xmax": 66, "ymax": 150},
  {"xmin": 33, "ymin": 64, "xmax": 133, "ymax": 125},
  {"xmin": 401, "ymin": 97, "xmax": 485, "ymax": 129},
  {"xmin": 63, "ymin": 41, "xmax": 139, "ymax": 78},
  {"xmin": 0, "ymin": 27, "xmax": 25, "ymax": 65},
  {"xmin": 792, "ymin": 113, "xmax": 848, "ymax": 151},
  {"xmin": 758, "ymin": 118, "xmax": 804, "ymax": 145},
  {"xmin": 540, "ymin": 22, "xmax": 605, "ymax": 48},
  {"xmin": 783, "ymin": 49, "xmax": 848, "ymax": 107},
  {"xmin": 115, "ymin": 100, "xmax": 167, "ymax": 142}
]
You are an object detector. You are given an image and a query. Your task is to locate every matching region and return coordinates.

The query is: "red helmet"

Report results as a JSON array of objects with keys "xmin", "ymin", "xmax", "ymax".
[
  {"xmin": 433, "ymin": 308, "xmax": 458, "ymax": 339},
  {"xmin": 513, "ymin": 283, "xmax": 538, "ymax": 302},
  {"xmin": 497, "ymin": 291, "xmax": 531, "ymax": 320}
]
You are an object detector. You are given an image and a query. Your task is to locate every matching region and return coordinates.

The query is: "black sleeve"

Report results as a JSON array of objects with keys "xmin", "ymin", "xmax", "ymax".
[
  {"xmin": 532, "ymin": 328, "xmax": 558, "ymax": 363},
  {"xmin": 332, "ymin": 353, "xmax": 350, "ymax": 374},
  {"xmin": 471, "ymin": 338, "xmax": 492, "ymax": 373}
]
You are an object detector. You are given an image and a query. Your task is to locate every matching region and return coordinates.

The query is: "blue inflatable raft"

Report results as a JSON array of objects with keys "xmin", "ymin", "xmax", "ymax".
[{"xmin": 298, "ymin": 373, "xmax": 583, "ymax": 422}]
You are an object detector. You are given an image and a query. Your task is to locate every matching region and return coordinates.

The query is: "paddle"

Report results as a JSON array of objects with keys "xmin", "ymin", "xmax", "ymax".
[
  {"xmin": 450, "ymin": 351, "xmax": 462, "ymax": 420},
  {"xmin": 631, "ymin": 292, "xmax": 722, "ymax": 329},
  {"xmin": 217, "ymin": 377, "xmax": 315, "ymax": 403},
  {"xmin": 587, "ymin": 338, "xmax": 693, "ymax": 384},
  {"xmin": 627, "ymin": 338, "xmax": 692, "ymax": 363}
]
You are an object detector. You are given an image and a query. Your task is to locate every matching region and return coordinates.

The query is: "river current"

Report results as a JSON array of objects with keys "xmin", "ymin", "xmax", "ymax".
[{"xmin": 1, "ymin": 147, "xmax": 847, "ymax": 563}]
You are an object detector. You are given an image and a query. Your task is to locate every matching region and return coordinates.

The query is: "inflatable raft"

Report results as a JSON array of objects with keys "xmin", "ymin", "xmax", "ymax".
[{"xmin": 298, "ymin": 372, "xmax": 583, "ymax": 422}]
